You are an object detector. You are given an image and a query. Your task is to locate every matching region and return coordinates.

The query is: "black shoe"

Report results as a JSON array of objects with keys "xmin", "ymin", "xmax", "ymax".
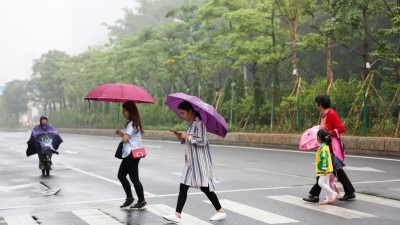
[
  {"xmin": 130, "ymin": 201, "xmax": 147, "ymax": 210},
  {"xmin": 302, "ymin": 195, "xmax": 319, "ymax": 203},
  {"xmin": 339, "ymin": 193, "xmax": 356, "ymax": 201},
  {"xmin": 120, "ymin": 198, "xmax": 135, "ymax": 209}
]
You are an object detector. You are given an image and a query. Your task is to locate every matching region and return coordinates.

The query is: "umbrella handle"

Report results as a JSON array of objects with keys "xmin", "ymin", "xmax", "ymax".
[{"xmin": 113, "ymin": 102, "xmax": 121, "ymax": 139}]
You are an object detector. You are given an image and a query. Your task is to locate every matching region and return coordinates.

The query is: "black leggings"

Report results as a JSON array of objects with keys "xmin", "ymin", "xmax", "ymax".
[
  {"xmin": 117, "ymin": 155, "xmax": 145, "ymax": 202},
  {"xmin": 176, "ymin": 183, "xmax": 222, "ymax": 213}
]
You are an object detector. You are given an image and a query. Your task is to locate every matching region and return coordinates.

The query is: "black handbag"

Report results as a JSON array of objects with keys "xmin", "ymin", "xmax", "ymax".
[
  {"xmin": 115, "ymin": 142, "xmax": 124, "ymax": 159},
  {"xmin": 331, "ymin": 153, "xmax": 345, "ymax": 170}
]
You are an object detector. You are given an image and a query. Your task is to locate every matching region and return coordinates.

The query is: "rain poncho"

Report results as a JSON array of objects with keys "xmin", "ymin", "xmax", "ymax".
[{"xmin": 26, "ymin": 115, "xmax": 63, "ymax": 157}]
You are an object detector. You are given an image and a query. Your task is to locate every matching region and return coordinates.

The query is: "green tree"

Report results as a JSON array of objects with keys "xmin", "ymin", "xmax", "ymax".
[{"xmin": 1, "ymin": 80, "xmax": 29, "ymax": 117}]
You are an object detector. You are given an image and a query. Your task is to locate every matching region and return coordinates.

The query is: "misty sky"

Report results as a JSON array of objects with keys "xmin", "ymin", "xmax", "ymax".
[{"xmin": 0, "ymin": 0, "xmax": 137, "ymax": 86}]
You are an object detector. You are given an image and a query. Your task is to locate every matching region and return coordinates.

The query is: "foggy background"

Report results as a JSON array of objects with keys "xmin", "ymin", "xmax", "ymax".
[{"xmin": 0, "ymin": 0, "xmax": 138, "ymax": 86}]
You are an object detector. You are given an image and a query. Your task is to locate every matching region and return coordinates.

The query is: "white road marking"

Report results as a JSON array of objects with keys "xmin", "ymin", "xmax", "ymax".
[
  {"xmin": 356, "ymin": 193, "xmax": 400, "ymax": 209},
  {"xmin": 389, "ymin": 188, "xmax": 400, "ymax": 192},
  {"xmin": 57, "ymin": 164, "xmax": 155, "ymax": 197},
  {"xmin": 0, "ymin": 184, "xmax": 32, "ymax": 192},
  {"xmin": 352, "ymin": 179, "xmax": 400, "ymax": 184},
  {"xmin": 215, "ymin": 163, "xmax": 314, "ymax": 180},
  {"xmin": 310, "ymin": 163, "xmax": 385, "ymax": 172},
  {"xmin": 206, "ymin": 199, "xmax": 298, "ymax": 224},
  {"xmin": 148, "ymin": 204, "xmax": 212, "ymax": 225},
  {"xmin": 344, "ymin": 166, "xmax": 385, "ymax": 172},
  {"xmin": 64, "ymin": 150, "xmax": 79, "ymax": 154},
  {"xmin": 172, "ymin": 172, "xmax": 220, "ymax": 183},
  {"xmin": 31, "ymin": 182, "xmax": 60, "ymax": 196},
  {"xmin": 2, "ymin": 181, "xmax": 400, "ymax": 211},
  {"xmin": 142, "ymin": 145, "xmax": 161, "ymax": 148},
  {"xmin": 72, "ymin": 209, "xmax": 122, "ymax": 225},
  {"xmin": 0, "ymin": 182, "xmax": 60, "ymax": 195},
  {"xmin": 4, "ymin": 215, "xmax": 37, "ymax": 225},
  {"xmin": 268, "ymin": 195, "xmax": 375, "ymax": 219}
]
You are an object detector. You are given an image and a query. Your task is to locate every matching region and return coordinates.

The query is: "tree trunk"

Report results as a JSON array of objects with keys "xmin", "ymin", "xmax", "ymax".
[
  {"xmin": 326, "ymin": 37, "xmax": 333, "ymax": 92},
  {"xmin": 291, "ymin": 21, "xmax": 299, "ymax": 81},
  {"xmin": 271, "ymin": 8, "xmax": 281, "ymax": 106},
  {"xmin": 362, "ymin": 8, "xmax": 370, "ymax": 78}
]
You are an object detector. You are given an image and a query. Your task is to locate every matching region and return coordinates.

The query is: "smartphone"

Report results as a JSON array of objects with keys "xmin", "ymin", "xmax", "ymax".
[{"xmin": 169, "ymin": 129, "xmax": 177, "ymax": 133}]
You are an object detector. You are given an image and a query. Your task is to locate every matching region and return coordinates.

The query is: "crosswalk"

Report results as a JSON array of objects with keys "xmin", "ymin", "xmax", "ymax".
[{"xmin": 1, "ymin": 194, "xmax": 399, "ymax": 224}]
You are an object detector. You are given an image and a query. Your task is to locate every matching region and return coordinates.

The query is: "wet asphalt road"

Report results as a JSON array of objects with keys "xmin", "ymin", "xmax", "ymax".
[{"xmin": 1, "ymin": 131, "xmax": 400, "ymax": 225}]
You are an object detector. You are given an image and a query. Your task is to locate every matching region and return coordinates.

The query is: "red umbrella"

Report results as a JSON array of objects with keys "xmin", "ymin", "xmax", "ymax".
[{"xmin": 85, "ymin": 83, "xmax": 155, "ymax": 103}]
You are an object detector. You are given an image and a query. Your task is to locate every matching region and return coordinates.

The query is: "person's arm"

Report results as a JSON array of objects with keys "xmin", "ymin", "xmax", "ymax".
[
  {"xmin": 116, "ymin": 125, "xmax": 133, "ymax": 143},
  {"xmin": 186, "ymin": 123, "xmax": 208, "ymax": 146},
  {"xmin": 328, "ymin": 111, "xmax": 345, "ymax": 137},
  {"xmin": 319, "ymin": 147, "xmax": 329, "ymax": 175},
  {"xmin": 320, "ymin": 147, "xmax": 329, "ymax": 171}
]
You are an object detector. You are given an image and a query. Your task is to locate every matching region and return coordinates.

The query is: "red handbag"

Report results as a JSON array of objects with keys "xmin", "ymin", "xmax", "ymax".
[{"xmin": 131, "ymin": 147, "xmax": 147, "ymax": 159}]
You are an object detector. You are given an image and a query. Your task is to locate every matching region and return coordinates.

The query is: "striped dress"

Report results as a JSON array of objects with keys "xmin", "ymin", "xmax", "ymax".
[{"xmin": 180, "ymin": 117, "xmax": 215, "ymax": 192}]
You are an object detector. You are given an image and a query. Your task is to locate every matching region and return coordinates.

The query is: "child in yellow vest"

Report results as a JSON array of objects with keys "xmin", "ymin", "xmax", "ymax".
[{"xmin": 316, "ymin": 130, "xmax": 338, "ymax": 205}]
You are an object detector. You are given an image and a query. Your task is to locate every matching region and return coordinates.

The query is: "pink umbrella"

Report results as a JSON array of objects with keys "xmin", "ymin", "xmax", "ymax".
[
  {"xmin": 299, "ymin": 125, "xmax": 320, "ymax": 151},
  {"xmin": 85, "ymin": 83, "xmax": 155, "ymax": 103}
]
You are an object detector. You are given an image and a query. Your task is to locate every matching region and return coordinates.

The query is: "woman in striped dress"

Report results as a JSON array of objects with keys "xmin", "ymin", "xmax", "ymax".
[{"xmin": 163, "ymin": 101, "xmax": 226, "ymax": 223}]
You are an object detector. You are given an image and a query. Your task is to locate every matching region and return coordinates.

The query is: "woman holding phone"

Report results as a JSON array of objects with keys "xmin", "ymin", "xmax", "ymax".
[{"xmin": 163, "ymin": 101, "xmax": 226, "ymax": 223}]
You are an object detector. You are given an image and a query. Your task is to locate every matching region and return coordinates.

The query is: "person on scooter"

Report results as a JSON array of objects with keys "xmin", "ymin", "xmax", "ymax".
[{"xmin": 26, "ymin": 115, "xmax": 63, "ymax": 168}]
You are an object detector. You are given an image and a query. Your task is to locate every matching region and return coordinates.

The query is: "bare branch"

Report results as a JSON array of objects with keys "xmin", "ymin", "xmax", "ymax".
[{"xmin": 310, "ymin": 14, "xmax": 325, "ymax": 36}]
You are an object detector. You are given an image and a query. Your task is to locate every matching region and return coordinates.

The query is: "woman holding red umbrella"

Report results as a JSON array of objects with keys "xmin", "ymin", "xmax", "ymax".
[
  {"xmin": 85, "ymin": 83, "xmax": 155, "ymax": 210},
  {"xmin": 163, "ymin": 101, "xmax": 226, "ymax": 223},
  {"xmin": 115, "ymin": 101, "xmax": 147, "ymax": 210}
]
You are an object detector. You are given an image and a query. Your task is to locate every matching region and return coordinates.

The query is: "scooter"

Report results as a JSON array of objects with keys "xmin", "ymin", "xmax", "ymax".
[
  {"xmin": 37, "ymin": 134, "xmax": 55, "ymax": 176},
  {"xmin": 39, "ymin": 149, "xmax": 53, "ymax": 176}
]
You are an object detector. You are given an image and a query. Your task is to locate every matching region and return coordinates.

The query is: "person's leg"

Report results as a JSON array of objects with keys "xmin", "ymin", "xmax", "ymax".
[
  {"xmin": 336, "ymin": 168, "xmax": 355, "ymax": 194},
  {"xmin": 303, "ymin": 177, "xmax": 321, "ymax": 202},
  {"xmin": 117, "ymin": 158, "xmax": 133, "ymax": 199},
  {"xmin": 127, "ymin": 158, "xmax": 145, "ymax": 202},
  {"xmin": 336, "ymin": 168, "xmax": 356, "ymax": 200},
  {"xmin": 310, "ymin": 177, "xmax": 322, "ymax": 195},
  {"xmin": 200, "ymin": 186, "xmax": 227, "ymax": 221},
  {"xmin": 117, "ymin": 158, "xmax": 135, "ymax": 208},
  {"xmin": 163, "ymin": 184, "xmax": 189, "ymax": 223},
  {"xmin": 200, "ymin": 187, "xmax": 222, "ymax": 211},
  {"xmin": 318, "ymin": 176, "xmax": 337, "ymax": 204},
  {"xmin": 176, "ymin": 184, "xmax": 190, "ymax": 214}
]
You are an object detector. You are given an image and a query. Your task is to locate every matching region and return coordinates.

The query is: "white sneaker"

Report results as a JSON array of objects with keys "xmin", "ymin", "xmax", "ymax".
[
  {"xmin": 210, "ymin": 212, "xmax": 227, "ymax": 221},
  {"xmin": 163, "ymin": 214, "xmax": 181, "ymax": 223}
]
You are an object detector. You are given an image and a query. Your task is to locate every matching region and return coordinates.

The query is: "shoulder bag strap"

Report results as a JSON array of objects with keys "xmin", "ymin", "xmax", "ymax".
[{"xmin": 334, "ymin": 129, "xmax": 341, "ymax": 140}]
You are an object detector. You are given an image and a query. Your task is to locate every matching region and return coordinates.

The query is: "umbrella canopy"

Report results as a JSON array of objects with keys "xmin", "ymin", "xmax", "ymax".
[
  {"xmin": 85, "ymin": 83, "xmax": 155, "ymax": 103},
  {"xmin": 165, "ymin": 93, "xmax": 228, "ymax": 138},
  {"xmin": 299, "ymin": 125, "xmax": 320, "ymax": 151}
]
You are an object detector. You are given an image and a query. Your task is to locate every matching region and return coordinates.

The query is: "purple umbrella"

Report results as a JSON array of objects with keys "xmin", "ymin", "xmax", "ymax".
[{"xmin": 165, "ymin": 93, "xmax": 228, "ymax": 138}]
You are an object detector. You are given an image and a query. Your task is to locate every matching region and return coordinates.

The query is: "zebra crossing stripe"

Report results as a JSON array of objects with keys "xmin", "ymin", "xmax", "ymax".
[
  {"xmin": 172, "ymin": 172, "xmax": 220, "ymax": 183},
  {"xmin": 3, "ymin": 215, "xmax": 37, "ymax": 225},
  {"xmin": 205, "ymin": 199, "xmax": 298, "ymax": 224},
  {"xmin": 147, "ymin": 204, "xmax": 212, "ymax": 225},
  {"xmin": 356, "ymin": 193, "xmax": 400, "ymax": 209},
  {"xmin": 268, "ymin": 195, "xmax": 375, "ymax": 219},
  {"xmin": 72, "ymin": 209, "xmax": 122, "ymax": 225}
]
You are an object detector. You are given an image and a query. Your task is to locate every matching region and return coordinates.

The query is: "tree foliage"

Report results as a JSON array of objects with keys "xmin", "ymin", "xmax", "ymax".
[{"xmin": 14, "ymin": 0, "xmax": 399, "ymax": 136}]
